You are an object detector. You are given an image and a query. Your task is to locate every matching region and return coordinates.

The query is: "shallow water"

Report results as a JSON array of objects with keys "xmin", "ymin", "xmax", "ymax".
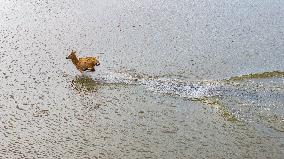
[{"xmin": 0, "ymin": 0, "xmax": 284, "ymax": 158}]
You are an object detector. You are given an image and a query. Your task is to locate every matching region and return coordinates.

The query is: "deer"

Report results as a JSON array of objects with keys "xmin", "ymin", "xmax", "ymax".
[{"xmin": 66, "ymin": 50, "xmax": 100, "ymax": 74}]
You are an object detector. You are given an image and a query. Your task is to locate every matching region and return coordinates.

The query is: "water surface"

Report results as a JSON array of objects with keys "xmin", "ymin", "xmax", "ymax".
[{"xmin": 0, "ymin": 0, "xmax": 283, "ymax": 158}]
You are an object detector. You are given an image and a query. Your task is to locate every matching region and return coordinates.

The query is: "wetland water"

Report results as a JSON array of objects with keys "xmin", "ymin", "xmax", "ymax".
[{"xmin": 0, "ymin": 0, "xmax": 284, "ymax": 158}]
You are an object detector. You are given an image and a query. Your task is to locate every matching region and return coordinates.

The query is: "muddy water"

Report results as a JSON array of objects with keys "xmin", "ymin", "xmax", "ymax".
[{"xmin": 0, "ymin": 0, "xmax": 284, "ymax": 158}]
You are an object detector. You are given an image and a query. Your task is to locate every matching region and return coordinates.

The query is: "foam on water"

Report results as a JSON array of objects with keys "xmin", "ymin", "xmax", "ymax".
[
  {"xmin": 92, "ymin": 70, "xmax": 222, "ymax": 99},
  {"xmin": 139, "ymin": 78, "xmax": 221, "ymax": 99},
  {"xmin": 94, "ymin": 71, "xmax": 139, "ymax": 85}
]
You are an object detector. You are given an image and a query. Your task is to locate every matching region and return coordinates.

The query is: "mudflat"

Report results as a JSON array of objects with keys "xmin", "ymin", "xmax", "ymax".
[{"xmin": 0, "ymin": 0, "xmax": 283, "ymax": 158}]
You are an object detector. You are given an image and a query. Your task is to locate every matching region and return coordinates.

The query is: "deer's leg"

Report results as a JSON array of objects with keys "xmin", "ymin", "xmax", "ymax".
[
  {"xmin": 77, "ymin": 66, "xmax": 84, "ymax": 74},
  {"xmin": 81, "ymin": 66, "xmax": 88, "ymax": 71},
  {"xmin": 90, "ymin": 67, "xmax": 96, "ymax": 72}
]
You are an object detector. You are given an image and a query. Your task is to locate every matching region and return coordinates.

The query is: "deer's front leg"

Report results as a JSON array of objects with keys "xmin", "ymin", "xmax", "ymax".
[
  {"xmin": 79, "ymin": 69, "xmax": 83, "ymax": 74},
  {"xmin": 76, "ymin": 66, "xmax": 84, "ymax": 74}
]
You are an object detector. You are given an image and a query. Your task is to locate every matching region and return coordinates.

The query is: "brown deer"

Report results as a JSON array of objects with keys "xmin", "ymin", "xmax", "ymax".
[{"xmin": 66, "ymin": 50, "xmax": 100, "ymax": 73}]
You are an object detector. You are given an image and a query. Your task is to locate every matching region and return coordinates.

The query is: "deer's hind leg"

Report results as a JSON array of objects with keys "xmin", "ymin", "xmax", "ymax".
[{"xmin": 90, "ymin": 67, "xmax": 96, "ymax": 72}]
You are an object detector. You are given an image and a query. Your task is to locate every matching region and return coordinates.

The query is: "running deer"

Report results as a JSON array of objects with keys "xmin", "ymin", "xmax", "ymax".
[{"xmin": 66, "ymin": 50, "xmax": 100, "ymax": 73}]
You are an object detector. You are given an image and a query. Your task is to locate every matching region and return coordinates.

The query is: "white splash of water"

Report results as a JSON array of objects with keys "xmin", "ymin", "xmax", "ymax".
[
  {"xmin": 93, "ymin": 71, "xmax": 221, "ymax": 99},
  {"xmin": 139, "ymin": 78, "xmax": 220, "ymax": 99}
]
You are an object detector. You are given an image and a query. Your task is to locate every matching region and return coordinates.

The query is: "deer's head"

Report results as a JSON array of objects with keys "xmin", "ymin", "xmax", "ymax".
[{"xmin": 66, "ymin": 50, "xmax": 77, "ymax": 60}]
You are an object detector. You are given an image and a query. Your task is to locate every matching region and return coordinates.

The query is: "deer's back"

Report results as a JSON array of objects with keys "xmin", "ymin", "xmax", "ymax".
[{"xmin": 78, "ymin": 57, "xmax": 97, "ymax": 67}]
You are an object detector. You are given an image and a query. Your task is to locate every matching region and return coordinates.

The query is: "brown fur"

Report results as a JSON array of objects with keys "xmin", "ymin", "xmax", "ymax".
[{"xmin": 66, "ymin": 50, "xmax": 100, "ymax": 73}]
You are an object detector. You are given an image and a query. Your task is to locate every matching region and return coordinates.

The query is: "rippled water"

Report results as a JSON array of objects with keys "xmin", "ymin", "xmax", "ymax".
[{"xmin": 0, "ymin": 0, "xmax": 284, "ymax": 158}]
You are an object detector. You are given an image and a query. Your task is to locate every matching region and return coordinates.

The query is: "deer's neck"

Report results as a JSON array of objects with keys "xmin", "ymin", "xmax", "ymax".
[{"xmin": 71, "ymin": 56, "xmax": 79, "ymax": 65}]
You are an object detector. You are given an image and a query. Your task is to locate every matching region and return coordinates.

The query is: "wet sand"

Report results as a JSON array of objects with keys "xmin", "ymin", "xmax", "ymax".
[{"xmin": 0, "ymin": 0, "xmax": 283, "ymax": 158}]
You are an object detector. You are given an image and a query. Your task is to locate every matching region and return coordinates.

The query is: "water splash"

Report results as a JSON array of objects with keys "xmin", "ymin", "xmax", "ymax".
[
  {"xmin": 93, "ymin": 71, "xmax": 139, "ymax": 85},
  {"xmin": 91, "ymin": 70, "xmax": 222, "ymax": 99},
  {"xmin": 84, "ymin": 70, "xmax": 284, "ymax": 103},
  {"xmin": 138, "ymin": 78, "xmax": 221, "ymax": 99}
]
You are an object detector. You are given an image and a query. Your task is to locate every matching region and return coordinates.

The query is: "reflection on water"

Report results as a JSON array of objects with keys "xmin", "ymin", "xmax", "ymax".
[{"xmin": 71, "ymin": 75, "xmax": 100, "ymax": 93}]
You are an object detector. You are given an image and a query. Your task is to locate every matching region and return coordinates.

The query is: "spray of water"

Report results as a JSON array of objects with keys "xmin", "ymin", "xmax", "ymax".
[{"xmin": 92, "ymin": 70, "xmax": 222, "ymax": 99}]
